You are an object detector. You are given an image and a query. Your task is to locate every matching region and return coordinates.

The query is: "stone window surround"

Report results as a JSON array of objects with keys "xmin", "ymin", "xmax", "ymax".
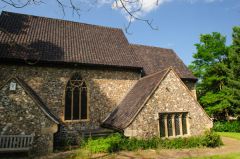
[
  {"xmin": 159, "ymin": 112, "xmax": 190, "ymax": 138},
  {"xmin": 64, "ymin": 74, "xmax": 90, "ymax": 122}
]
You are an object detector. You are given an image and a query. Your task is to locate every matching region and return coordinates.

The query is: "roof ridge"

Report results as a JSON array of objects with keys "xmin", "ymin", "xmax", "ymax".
[
  {"xmin": 140, "ymin": 67, "xmax": 172, "ymax": 80},
  {"xmin": 1, "ymin": 11, "xmax": 122, "ymax": 32}
]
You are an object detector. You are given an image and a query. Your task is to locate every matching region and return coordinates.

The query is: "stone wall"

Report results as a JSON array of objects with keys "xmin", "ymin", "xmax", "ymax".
[
  {"xmin": 0, "ymin": 79, "xmax": 58, "ymax": 155},
  {"xmin": 0, "ymin": 64, "xmax": 139, "ymax": 146},
  {"xmin": 183, "ymin": 80, "xmax": 197, "ymax": 99},
  {"xmin": 124, "ymin": 70, "xmax": 212, "ymax": 138}
]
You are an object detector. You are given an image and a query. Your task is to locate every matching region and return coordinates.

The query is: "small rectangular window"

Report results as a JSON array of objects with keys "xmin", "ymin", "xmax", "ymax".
[{"xmin": 159, "ymin": 112, "xmax": 188, "ymax": 138}]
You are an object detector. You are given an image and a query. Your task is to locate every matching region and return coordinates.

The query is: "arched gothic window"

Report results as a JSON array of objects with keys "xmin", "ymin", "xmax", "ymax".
[{"xmin": 65, "ymin": 74, "xmax": 88, "ymax": 121}]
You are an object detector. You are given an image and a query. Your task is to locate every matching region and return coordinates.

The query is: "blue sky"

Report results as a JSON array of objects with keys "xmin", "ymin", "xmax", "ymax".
[{"xmin": 0, "ymin": 0, "xmax": 239, "ymax": 65}]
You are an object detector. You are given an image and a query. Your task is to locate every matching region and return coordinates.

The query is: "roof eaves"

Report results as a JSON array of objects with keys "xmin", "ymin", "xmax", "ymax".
[
  {"xmin": 120, "ymin": 68, "xmax": 171, "ymax": 129},
  {"xmin": 15, "ymin": 77, "xmax": 60, "ymax": 124},
  {"xmin": 102, "ymin": 67, "xmax": 172, "ymax": 131},
  {"xmin": 0, "ymin": 76, "xmax": 60, "ymax": 124}
]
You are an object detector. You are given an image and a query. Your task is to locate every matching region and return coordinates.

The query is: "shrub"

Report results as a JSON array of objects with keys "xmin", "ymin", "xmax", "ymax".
[
  {"xmin": 202, "ymin": 131, "xmax": 223, "ymax": 147},
  {"xmin": 213, "ymin": 121, "xmax": 240, "ymax": 132},
  {"xmin": 82, "ymin": 131, "xmax": 223, "ymax": 153},
  {"xmin": 84, "ymin": 133, "xmax": 123, "ymax": 153},
  {"xmin": 158, "ymin": 137, "xmax": 202, "ymax": 149}
]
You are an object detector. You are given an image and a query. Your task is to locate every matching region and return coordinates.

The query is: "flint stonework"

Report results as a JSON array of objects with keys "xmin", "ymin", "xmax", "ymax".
[{"xmin": 124, "ymin": 70, "xmax": 212, "ymax": 138}]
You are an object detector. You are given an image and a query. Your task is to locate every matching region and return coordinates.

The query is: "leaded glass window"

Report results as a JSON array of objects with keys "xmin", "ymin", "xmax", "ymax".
[
  {"xmin": 159, "ymin": 112, "xmax": 188, "ymax": 138},
  {"xmin": 81, "ymin": 82, "xmax": 88, "ymax": 120},
  {"xmin": 167, "ymin": 114, "xmax": 173, "ymax": 136},
  {"xmin": 159, "ymin": 114, "xmax": 165, "ymax": 137},
  {"xmin": 182, "ymin": 113, "xmax": 188, "ymax": 135},
  {"xmin": 65, "ymin": 74, "xmax": 88, "ymax": 121},
  {"xmin": 175, "ymin": 114, "xmax": 180, "ymax": 136}
]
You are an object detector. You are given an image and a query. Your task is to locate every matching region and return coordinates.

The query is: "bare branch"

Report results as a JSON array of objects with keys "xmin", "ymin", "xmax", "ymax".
[
  {"xmin": 1, "ymin": 0, "xmax": 32, "ymax": 8},
  {"xmin": 69, "ymin": 0, "xmax": 81, "ymax": 18},
  {"xmin": 124, "ymin": 16, "xmax": 133, "ymax": 35},
  {"xmin": 55, "ymin": 0, "xmax": 66, "ymax": 16},
  {"xmin": 116, "ymin": 0, "xmax": 158, "ymax": 33},
  {"xmin": 0, "ymin": 0, "xmax": 159, "ymax": 33}
]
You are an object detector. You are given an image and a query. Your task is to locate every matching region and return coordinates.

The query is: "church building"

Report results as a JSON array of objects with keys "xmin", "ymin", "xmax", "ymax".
[{"xmin": 0, "ymin": 11, "xmax": 212, "ymax": 154}]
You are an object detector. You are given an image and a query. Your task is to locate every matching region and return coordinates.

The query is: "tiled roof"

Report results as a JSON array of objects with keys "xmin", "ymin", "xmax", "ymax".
[
  {"xmin": 0, "ymin": 11, "xmax": 141, "ymax": 69},
  {"xmin": 0, "ymin": 11, "xmax": 196, "ymax": 80},
  {"xmin": 131, "ymin": 44, "xmax": 197, "ymax": 80},
  {"xmin": 102, "ymin": 68, "xmax": 170, "ymax": 130}
]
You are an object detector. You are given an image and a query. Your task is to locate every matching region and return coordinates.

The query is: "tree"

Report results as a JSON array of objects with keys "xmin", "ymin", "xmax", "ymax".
[
  {"xmin": 189, "ymin": 32, "xmax": 230, "ymax": 119},
  {"xmin": 224, "ymin": 26, "xmax": 240, "ymax": 117}
]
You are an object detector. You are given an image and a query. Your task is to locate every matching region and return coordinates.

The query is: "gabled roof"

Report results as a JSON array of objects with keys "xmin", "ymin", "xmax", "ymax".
[
  {"xmin": 0, "ymin": 77, "xmax": 60, "ymax": 124},
  {"xmin": 102, "ymin": 68, "xmax": 171, "ymax": 130},
  {"xmin": 0, "ymin": 11, "xmax": 141, "ymax": 69},
  {"xmin": 131, "ymin": 44, "xmax": 197, "ymax": 80},
  {"xmin": 0, "ymin": 11, "xmax": 197, "ymax": 81}
]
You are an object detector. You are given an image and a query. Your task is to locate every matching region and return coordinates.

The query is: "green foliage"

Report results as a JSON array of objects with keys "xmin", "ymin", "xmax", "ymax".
[
  {"xmin": 217, "ymin": 132, "xmax": 240, "ymax": 141},
  {"xmin": 189, "ymin": 27, "xmax": 240, "ymax": 119},
  {"xmin": 157, "ymin": 137, "xmax": 203, "ymax": 149},
  {"xmin": 189, "ymin": 32, "xmax": 229, "ymax": 117},
  {"xmin": 202, "ymin": 131, "xmax": 223, "ymax": 147},
  {"xmin": 183, "ymin": 152, "xmax": 240, "ymax": 159},
  {"xmin": 223, "ymin": 26, "xmax": 240, "ymax": 115},
  {"xmin": 213, "ymin": 121, "xmax": 240, "ymax": 132},
  {"xmin": 84, "ymin": 133, "xmax": 122, "ymax": 153},
  {"xmin": 83, "ymin": 132, "xmax": 223, "ymax": 153},
  {"xmin": 189, "ymin": 32, "xmax": 228, "ymax": 80}
]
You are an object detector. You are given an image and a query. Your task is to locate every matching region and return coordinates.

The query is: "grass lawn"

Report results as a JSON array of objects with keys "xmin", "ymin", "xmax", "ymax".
[
  {"xmin": 183, "ymin": 132, "xmax": 240, "ymax": 159},
  {"xmin": 217, "ymin": 132, "xmax": 240, "ymax": 141},
  {"xmin": 183, "ymin": 153, "xmax": 240, "ymax": 159}
]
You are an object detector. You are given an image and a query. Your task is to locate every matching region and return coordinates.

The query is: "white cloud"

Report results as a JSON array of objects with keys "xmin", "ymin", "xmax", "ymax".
[
  {"xmin": 139, "ymin": 0, "xmax": 171, "ymax": 13},
  {"xmin": 112, "ymin": 0, "xmax": 172, "ymax": 20},
  {"xmin": 96, "ymin": 0, "xmax": 224, "ymax": 20}
]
